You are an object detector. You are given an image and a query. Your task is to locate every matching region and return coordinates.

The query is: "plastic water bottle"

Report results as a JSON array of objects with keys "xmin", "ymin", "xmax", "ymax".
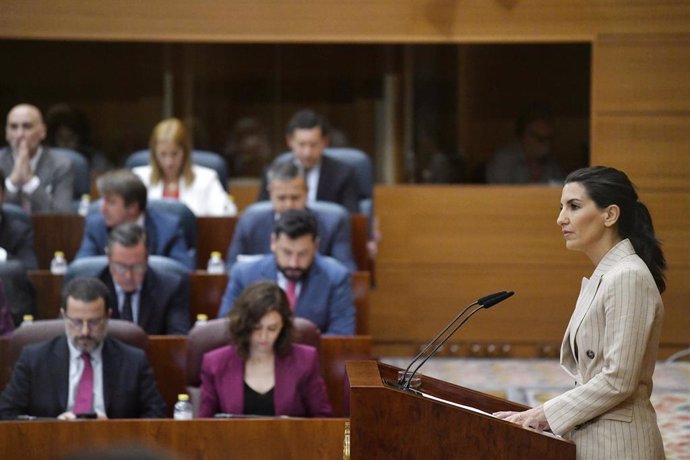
[
  {"xmin": 206, "ymin": 251, "xmax": 225, "ymax": 274},
  {"xmin": 173, "ymin": 394, "xmax": 193, "ymax": 420},
  {"xmin": 77, "ymin": 193, "xmax": 91, "ymax": 216},
  {"xmin": 194, "ymin": 314, "xmax": 208, "ymax": 327},
  {"xmin": 22, "ymin": 315, "xmax": 34, "ymax": 325},
  {"xmin": 50, "ymin": 251, "xmax": 68, "ymax": 275}
]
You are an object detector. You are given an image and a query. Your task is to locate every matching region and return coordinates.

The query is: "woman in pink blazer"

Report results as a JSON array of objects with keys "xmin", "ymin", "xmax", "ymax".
[
  {"xmin": 199, "ymin": 281, "xmax": 332, "ymax": 418},
  {"xmin": 495, "ymin": 166, "xmax": 666, "ymax": 459}
]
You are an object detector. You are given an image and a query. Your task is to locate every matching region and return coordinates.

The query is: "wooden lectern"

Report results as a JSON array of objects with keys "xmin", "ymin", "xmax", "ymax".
[{"xmin": 346, "ymin": 361, "xmax": 575, "ymax": 459}]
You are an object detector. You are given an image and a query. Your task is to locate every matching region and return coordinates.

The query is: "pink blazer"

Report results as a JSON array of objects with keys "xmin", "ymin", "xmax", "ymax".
[{"xmin": 199, "ymin": 344, "xmax": 332, "ymax": 418}]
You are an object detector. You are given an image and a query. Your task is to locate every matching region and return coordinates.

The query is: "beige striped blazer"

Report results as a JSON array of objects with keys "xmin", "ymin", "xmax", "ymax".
[{"xmin": 543, "ymin": 239, "xmax": 665, "ymax": 459}]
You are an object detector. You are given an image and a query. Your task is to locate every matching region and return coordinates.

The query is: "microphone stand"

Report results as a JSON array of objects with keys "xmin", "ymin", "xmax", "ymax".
[{"xmin": 396, "ymin": 291, "xmax": 508, "ymax": 389}]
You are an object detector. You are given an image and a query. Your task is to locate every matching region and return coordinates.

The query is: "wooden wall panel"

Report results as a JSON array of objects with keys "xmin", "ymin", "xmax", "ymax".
[
  {"xmin": 2, "ymin": 1, "xmax": 690, "ymax": 42},
  {"xmin": 371, "ymin": 186, "xmax": 690, "ymax": 349},
  {"xmin": 593, "ymin": 35, "xmax": 690, "ymax": 113},
  {"xmin": 591, "ymin": 116, "xmax": 690, "ymax": 190}
]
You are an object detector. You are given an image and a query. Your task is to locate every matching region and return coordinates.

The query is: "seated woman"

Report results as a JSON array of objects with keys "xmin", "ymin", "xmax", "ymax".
[
  {"xmin": 199, "ymin": 281, "xmax": 332, "ymax": 417},
  {"xmin": 133, "ymin": 118, "xmax": 237, "ymax": 216}
]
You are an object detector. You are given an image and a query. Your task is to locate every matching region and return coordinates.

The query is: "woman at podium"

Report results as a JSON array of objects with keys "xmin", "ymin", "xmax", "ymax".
[
  {"xmin": 495, "ymin": 166, "xmax": 666, "ymax": 459},
  {"xmin": 198, "ymin": 281, "xmax": 332, "ymax": 417}
]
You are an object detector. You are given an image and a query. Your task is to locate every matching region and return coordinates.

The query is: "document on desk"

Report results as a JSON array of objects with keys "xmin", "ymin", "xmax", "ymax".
[
  {"xmin": 417, "ymin": 391, "xmax": 494, "ymax": 417},
  {"xmin": 417, "ymin": 391, "xmax": 563, "ymax": 439}
]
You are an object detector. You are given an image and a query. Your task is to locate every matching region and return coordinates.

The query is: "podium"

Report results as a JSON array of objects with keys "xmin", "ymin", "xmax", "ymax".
[{"xmin": 346, "ymin": 361, "xmax": 575, "ymax": 459}]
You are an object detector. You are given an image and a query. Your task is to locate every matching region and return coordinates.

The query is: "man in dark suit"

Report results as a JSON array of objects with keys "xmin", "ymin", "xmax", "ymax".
[
  {"xmin": 228, "ymin": 159, "xmax": 355, "ymax": 271},
  {"xmin": 76, "ymin": 169, "xmax": 193, "ymax": 269},
  {"xmin": 0, "ymin": 277, "xmax": 166, "ymax": 420},
  {"xmin": 97, "ymin": 223, "xmax": 189, "ymax": 335},
  {"xmin": 257, "ymin": 109, "xmax": 359, "ymax": 213},
  {"xmin": 218, "ymin": 209, "xmax": 354, "ymax": 335},
  {"xmin": 0, "ymin": 103, "xmax": 74, "ymax": 213},
  {"xmin": 0, "ymin": 169, "xmax": 38, "ymax": 324}
]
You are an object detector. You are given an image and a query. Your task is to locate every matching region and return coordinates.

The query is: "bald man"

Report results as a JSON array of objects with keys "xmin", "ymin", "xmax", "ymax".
[{"xmin": 0, "ymin": 104, "xmax": 74, "ymax": 212}]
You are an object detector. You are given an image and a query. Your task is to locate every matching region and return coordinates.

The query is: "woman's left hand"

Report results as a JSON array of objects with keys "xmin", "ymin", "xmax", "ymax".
[{"xmin": 493, "ymin": 405, "xmax": 550, "ymax": 432}]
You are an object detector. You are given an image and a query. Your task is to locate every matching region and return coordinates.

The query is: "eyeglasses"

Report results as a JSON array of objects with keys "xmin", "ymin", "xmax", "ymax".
[
  {"xmin": 63, "ymin": 314, "xmax": 106, "ymax": 329},
  {"xmin": 110, "ymin": 262, "xmax": 146, "ymax": 275}
]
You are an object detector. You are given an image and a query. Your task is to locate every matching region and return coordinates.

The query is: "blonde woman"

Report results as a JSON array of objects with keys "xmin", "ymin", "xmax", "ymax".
[{"xmin": 133, "ymin": 118, "xmax": 236, "ymax": 216}]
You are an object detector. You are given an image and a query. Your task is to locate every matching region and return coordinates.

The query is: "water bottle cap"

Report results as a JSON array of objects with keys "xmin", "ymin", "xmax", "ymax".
[
  {"xmin": 178, "ymin": 394, "xmax": 190, "ymax": 401},
  {"xmin": 211, "ymin": 251, "xmax": 222, "ymax": 258},
  {"xmin": 81, "ymin": 194, "xmax": 91, "ymax": 201},
  {"xmin": 54, "ymin": 251, "xmax": 65, "ymax": 257},
  {"xmin": 22, "ymin": 314, "xmax": 34, "ymax": 322},
  {"xmin": 196, "ymin": 314, "xmax": 208, "ymax": 321}
]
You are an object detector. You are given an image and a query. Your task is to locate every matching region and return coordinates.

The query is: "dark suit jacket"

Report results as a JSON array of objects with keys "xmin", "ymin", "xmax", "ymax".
[
  {"xmin": 0, "ymin": 335, "xmax": 166, "ymax": 419},
  {"xmin": 76, "ymin": 207, "xmax": 193, "ymax": 269},
  {"xmin": 258, "ymin": 155, "xmax": 359, "ymax": 213},
  {"xmin": 218, "ymin": 254, "xmax": 354, "ymax": 335},
  {"xmin": 98, "ymin": 267, "xmax": 190, "ymax": 335},
  {"xmin": 226, "ymin": 202, "xmax": 355, "ymax": 271},
  {"xmin": 199, "ymin": 344, "xmax": 332, "ymax": 418},
  {"xmin": 0, "ymin": 146, "xmax": 74, "ymax": 213},
  {"xmin": 0, "ymin": 208, "xmax": 38, "ymax": 270}
]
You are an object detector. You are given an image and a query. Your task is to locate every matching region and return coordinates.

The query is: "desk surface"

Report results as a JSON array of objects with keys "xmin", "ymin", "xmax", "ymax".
[{"xmin": 0, "ymin": 418, "xmax": 347, "ymax": 460}]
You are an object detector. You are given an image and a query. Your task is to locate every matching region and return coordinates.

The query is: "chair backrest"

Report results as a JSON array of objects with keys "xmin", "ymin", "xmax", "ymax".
[
  {"xmin": 185, "ymin": 316, "xmax": 320, "ymax": 387},
  {"xmin": 125, "ymin": 149, "xmax": 229, "ymax": 191},
  {"xmin": 7, "ymin": 318, "xmax": 149, "ymax": 372},
  {"xmin": 65, "ymin": 256, "xmax": 108, "ymax": 284},
  {"xmin": 51, "ymin": 148, "xmax": 91, "ymax": 200},
  {"xmin": 65, "ymin": 255, "xmax": 190, "ymax": 286}
]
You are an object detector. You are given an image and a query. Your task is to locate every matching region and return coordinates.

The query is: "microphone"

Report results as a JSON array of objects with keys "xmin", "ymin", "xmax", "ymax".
[{"xmin": 397, "ymin": 291, "xmax": 514, "ymax": 390}]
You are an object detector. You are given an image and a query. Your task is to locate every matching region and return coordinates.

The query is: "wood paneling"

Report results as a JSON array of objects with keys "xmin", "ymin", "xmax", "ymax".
[
  {"xmin": 592, "ymin": 115, "xmax": 690, "ymax": 190},
  {"xmin": 371, "ymin": 186, "xmax": 690, "ymax": 349},
  {"xmin": 593, "ymin": 35, "xmax": 690, "ymax": 114},
  {"xmin": 0, "ymin": 418, "xmax": 347, "ymax": 460},
  {"xmin": 2, "ymin": 1, "xmax": 690, "ymax": 42}
]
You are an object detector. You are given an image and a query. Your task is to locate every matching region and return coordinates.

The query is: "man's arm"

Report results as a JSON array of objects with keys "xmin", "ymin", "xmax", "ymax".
[
  {"xmin": 325, "ymin": 269, "xmax": 355, "ymax": 335},
  {"xmin": 76, "ymin": 215, "xmax": 105, "ymax": 258},
  {"xmin": 28, "ymin": 153, "xmax": 75, "ymax": 213},
  {"xmin": 136, "ymin": 353, "xmax": 167, "ymax": 418},
  {"xmin": 0, "ymin": 349, "xmax": 34, "ymax": 419},
  {"xmin": 217, "ymin": 266, "xmax": 245, "ymax": 318},
  {"xmin": 328, "ymin": 212, "xmax": 356, "ymax": 272},
  {"xmin": 165, "ymin": 274, "xmax": 191, "ymax": 335}
]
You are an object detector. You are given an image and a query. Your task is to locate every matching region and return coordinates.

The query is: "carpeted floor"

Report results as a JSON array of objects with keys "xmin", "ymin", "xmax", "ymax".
[{"xmin": 381, "ymin": 357, "xmax": 690, "ymax": 459}]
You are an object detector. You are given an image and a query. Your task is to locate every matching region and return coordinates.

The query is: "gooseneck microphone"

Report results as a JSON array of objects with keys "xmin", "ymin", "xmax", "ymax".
[{"xmin": 397, "ymin": 291, "xmax": 515, "ymax": 390}]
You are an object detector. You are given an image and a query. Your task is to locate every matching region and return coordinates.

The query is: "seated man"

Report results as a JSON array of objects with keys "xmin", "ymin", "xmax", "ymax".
[
  {"xmin": 228, "ymin": 158, "xmax": 355, "ymax": 271},
  {"xmin": 0, "ymin": 169, "xmax": 38, "ymax": 270},
  {"xmin": 0, "ymin": 277, "xmax": 166, "ymax": 420},
  {"xmin": 485, "ymin": 104, "xmax": 563, "ymax": 184},
  {"xmin": 0, "ymin": 103, "xmax": 74, "ymax": 213},
  {"xmin": 0, "ymin": 169, "xmax": 38, "ymax": 324},
  {"xmin": 98, "ymin": 223, "xmax": 190, "ymax": 335},
  {"xmin": 257, "ymin": 109, "xmax": 359, "ymax": 213},
  {"xmin": 76, "ymin": 169, "xmax": 193, "ymax": 269},
  {"xmin": 218, "ymin": 209, "xmax": 354, "ymax": 335}
]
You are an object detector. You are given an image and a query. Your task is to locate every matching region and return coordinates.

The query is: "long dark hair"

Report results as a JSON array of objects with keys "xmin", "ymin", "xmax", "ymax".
[
  {"xmin": 228, "ymin": 281, "xmax": 294, "ymax": 359},
  {"xmin": 564, "ymin": 166, "xmax": 666, "ymax": 293}
]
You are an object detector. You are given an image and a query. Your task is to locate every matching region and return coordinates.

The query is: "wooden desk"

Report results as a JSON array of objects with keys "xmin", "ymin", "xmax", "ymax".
[
  {"xmin": 31, "ymin": 214, "xmax": 84, "ymax": 270},
  {"xmin": 189, "ymin": 272, "xmax": 228, "ymax": 321},
  {"xmin": 195, "ymin": 216, "xmax": 236, "ymax": 271},
  {"xmin": 0, "ymin": 418, "xmax": 347, "ymax": 460}
]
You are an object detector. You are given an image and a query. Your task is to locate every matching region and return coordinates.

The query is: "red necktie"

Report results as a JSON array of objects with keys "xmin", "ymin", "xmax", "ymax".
[
  {"xmin": 286, "ymin": 280, "xmax": 297, "ymax": 311},
  {"xmin": 73, "ymin": 352, "xmax": 94, "ymax": 414}
]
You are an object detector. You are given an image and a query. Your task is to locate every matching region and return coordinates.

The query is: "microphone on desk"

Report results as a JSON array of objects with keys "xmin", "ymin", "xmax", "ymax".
[{"xmin": 397, "ymin": 290, "xmax": 515, "ymax": 391}]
